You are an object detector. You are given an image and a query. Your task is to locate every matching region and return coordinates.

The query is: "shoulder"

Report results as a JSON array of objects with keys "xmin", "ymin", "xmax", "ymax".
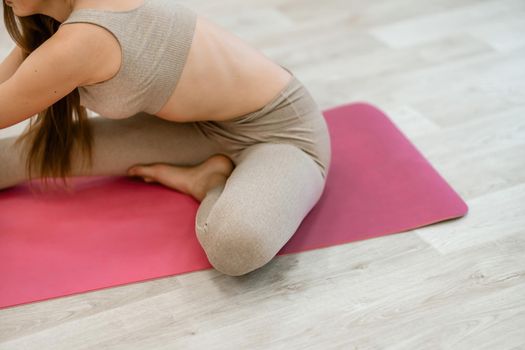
[
  {"xmin": 52, "ymin": 22, "xmax": 121, "ymax": 85},
  {"xmin": 0, "ymin": 24, "xmax": 113, "ymax": 128},
  {"xmin": 56, "ymin": 20, "xmax": 119, "ymax": 49}
]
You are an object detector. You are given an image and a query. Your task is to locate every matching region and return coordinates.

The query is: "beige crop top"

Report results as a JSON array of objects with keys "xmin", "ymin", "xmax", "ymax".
[{"xmin": 59, "ymin": 0, "xmax": 197, "ymax": 119}]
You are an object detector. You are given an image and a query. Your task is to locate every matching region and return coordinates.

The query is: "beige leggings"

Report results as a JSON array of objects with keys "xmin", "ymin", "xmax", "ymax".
[{"xmin": 0, "ymin": 67, "xmax": 332, "ymax": 276}]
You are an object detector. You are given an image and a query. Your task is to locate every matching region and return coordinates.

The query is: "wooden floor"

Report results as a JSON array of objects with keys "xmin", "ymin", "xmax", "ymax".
[{"xmin": 1, "ymin": 0, "xmax": 524, "ymax": 348}]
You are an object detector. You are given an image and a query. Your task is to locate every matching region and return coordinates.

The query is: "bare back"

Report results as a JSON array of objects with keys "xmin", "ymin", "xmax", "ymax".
[
  {"xmin": 156, "ymin": 15, "xmax": 293, "ymax": 123},
  {"xmin": 75, "ymin": 0, "xmax": 293, "ymax": 123}
]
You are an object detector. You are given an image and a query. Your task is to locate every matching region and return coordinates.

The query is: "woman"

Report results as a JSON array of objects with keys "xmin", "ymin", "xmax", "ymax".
[{"xmin": 0, "ymin": 0, "xmax": 332, "ymax": 276}]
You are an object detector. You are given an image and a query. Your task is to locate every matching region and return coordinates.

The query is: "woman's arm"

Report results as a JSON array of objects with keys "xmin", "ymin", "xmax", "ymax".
[
  {"xmin": 0, "ymin": 45, "xmax": 25, "ymax": 84},
  {"xmin": 0, "ymin": 26, "xmax": 105, "ymax": 129}
]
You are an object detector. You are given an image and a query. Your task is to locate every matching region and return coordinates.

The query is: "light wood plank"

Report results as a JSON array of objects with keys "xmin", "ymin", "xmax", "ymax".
[{"xmin": 1, "ymin": 0, "xmax": 524, "ymax": 349}]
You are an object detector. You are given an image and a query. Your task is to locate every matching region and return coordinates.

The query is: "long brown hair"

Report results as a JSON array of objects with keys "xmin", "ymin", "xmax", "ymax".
[{"xmin": 3, "ymin": 3, "xmax": 93, "ymax": 194}]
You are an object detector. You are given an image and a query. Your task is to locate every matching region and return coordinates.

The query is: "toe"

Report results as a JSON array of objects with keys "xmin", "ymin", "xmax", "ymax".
[
  {"xmin": 128, "ymin": 165, "xmax": 159, "ymax": 182},
  {"xmin": 130, "ymin": 164, "xmax": 157, "ymax": 176}
]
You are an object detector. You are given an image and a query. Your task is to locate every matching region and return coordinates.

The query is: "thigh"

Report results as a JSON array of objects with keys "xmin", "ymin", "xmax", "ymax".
[
  {"xmin": 194, "ymin": 142, "xmax": 326, "ymax": 276},
  {"xmin": 77, "ymin": 112, "xmax": 227, "ymax": 177},
  {"xmin": 1, "ymin": 112, "xmax": 227, "ymax": 186}
]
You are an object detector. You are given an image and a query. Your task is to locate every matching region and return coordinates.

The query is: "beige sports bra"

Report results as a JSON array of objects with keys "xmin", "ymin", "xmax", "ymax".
[{"xmin": 59, "ymin": 0, "xmax": 197, "ymax": 119}]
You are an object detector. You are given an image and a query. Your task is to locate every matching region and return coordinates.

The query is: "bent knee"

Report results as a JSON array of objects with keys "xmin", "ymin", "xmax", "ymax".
[{"xmin": 196, "ymin": 221, "xmax": 276, "ymax": 276}]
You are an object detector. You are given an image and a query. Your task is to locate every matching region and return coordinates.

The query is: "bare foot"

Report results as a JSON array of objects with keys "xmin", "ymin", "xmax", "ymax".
[{"xmin": 127, "ymin": 154, "xmax": 234, "ymax": 202}]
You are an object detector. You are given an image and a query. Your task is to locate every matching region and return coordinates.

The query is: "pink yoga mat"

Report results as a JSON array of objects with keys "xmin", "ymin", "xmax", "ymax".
[{"xmin": 0, "ymin": 102, "xmax": 468, "ymax": 309}]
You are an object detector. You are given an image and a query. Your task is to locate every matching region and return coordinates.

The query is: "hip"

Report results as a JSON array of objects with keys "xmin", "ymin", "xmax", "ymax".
[{"xmin": 194, "ymin": 67, "xmax": 332, "ymax": 179}]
